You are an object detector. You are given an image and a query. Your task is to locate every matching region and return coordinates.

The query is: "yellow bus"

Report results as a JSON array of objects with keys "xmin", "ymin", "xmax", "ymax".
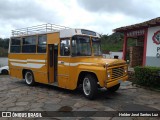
[{"xmin": 8, "ymin": 24, "xmax": 128, "ymax": 99}]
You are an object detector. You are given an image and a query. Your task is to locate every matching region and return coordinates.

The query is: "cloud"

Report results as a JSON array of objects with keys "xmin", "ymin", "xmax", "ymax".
[
  {"xmin": 77, "ymin": 0, "xmax": 159, "ymax": 18},
  {"xmin": 0, "ymin": 0, "xmax": 159, "ymax": 38},
  {"xmin": 0, "ymin": 0, "xmax": 63, "ymax": 37},
  {"xmin": 0, "ymin": 0, "xmax": 60, "ymax": 22}
]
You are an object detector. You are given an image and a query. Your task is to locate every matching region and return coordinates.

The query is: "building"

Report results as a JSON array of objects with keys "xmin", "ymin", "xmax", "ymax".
[{"xmin": 114, "ymin": 17, "xmax": 160, "ymax": 67}]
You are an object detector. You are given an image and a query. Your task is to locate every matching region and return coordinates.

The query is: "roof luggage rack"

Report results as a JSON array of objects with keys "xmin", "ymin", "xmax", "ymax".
[{"xmin": 12, "ymin": 23, "xmax": 70, "ymax": 37}]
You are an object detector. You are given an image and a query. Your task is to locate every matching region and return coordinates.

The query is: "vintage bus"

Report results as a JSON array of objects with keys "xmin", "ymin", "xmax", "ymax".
[{"xmin": 8, "ymin": 24, "xmax": 128, "ymax": 99}]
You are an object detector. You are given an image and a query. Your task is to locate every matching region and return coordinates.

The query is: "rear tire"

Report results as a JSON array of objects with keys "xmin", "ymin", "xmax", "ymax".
[
  {"xmin": 82, "ymin": 74, "xmax": 97, "ymax": 100},
  {"xmin": 24, "ymin": 71, "xmax": 35, "ymax": 86},
  {"xmin": 107, "ymin": 83, "xmax": 120, "ymax": 92},
  {"xmin": 1, "ymin": 69, "xmax": 8, "ymax": 75}
]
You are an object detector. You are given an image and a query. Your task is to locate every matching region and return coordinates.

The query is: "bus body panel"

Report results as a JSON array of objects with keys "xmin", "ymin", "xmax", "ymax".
[
  {"xmin": 57, "ymin": 57, "xmax": 70, "ymax": 88},
  {"xmin": 66, "ymin": 57, "xmax": 106, "ymax": 89},
  {"xmin": 64, "ymin": 57, "xmax": 128, "ymax": 90},
  {"xmin": 8, "ymin": 53, "xmax": 48, "ymax": 84},
  {"xmin": 47, "ymin": 32, "xmax": 59, "ymax": 44}
]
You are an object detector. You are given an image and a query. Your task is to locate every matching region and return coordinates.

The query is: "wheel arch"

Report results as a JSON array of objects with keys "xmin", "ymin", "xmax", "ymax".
[
  {"xmin": 22, "ymin": 69, "xmax": 35, "ymax": 86},
  {"xmin": 77, "ymin": 71, "xmax": 98, "ymax": 87},
  {"xmin": 22, "ymin": 69, "xmax": 33, "ymax": 79}
]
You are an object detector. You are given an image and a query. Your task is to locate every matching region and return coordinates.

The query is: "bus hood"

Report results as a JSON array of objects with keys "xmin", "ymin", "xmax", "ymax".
[
  {"xmin": 77, "ymin": 57, "xmax": 126, "ymax": 66},
  {"xmin": 100, "ymin": 58, "xmax": 126, "ymax": 66}
]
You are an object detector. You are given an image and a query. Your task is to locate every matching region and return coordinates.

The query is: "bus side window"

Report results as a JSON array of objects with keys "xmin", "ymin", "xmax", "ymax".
[
  {"xmin": 10, "ymin": 37, "xmax": 21, "ymax": 53},
  {"xmin": 37, "ymin": 35, "xmax": 47, "ymax": 53},
  {"xmin": 22, "ymin": 36, "xmax": 36, "ymax": 53},
  {"xmin": 60, "ymin": 39, "xmax": 70, "ymax": 56}
]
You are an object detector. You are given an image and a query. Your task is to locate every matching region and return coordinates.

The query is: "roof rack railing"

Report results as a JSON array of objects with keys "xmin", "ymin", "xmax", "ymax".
[{"xmin": 12, "ymin": 23, "xmax": 70, "ymax": 37}]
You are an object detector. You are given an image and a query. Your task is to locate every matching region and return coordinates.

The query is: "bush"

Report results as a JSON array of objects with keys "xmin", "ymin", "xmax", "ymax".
[
  {"xmin": 134, "ymin": 66, "xmax": 160, "ymax": 89},
  {"xmin": 128, "ymin": 71, "xmax": 135, "ymax": 81}
]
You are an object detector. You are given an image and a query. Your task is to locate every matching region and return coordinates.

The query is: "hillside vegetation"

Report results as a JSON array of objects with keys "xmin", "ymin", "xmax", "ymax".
[
  {"xmin": 101, "ymin": 32, "xmax": 136, "ymax": 53},
  {"xmin": 0, "ymin": 47, "xmax": 8, "ymax": 57},
  {"xmin": 0, "ymin": 38, "xmax": 9, "ymax": 57},
  {"xmin": 101, "ymin": 33, "xmax": 124, "ymax": 53}
]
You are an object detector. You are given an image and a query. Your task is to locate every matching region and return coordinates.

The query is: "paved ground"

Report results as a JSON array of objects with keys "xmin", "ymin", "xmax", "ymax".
[{"xmin": 0, "ymin": 75, "xmax": 159, "ymax": 120}]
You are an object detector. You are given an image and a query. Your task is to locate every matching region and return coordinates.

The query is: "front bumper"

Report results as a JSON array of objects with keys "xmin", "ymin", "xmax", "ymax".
[{"xmin": 106, "ymin": 75, "xmax": 128, "ymax": 88}]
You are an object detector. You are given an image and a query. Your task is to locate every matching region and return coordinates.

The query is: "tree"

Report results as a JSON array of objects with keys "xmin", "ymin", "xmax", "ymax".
[
  {"xmin": 100, "ymin": 32, "xmax": 124, "ymax": 52},
  {"xmin": 0, "ymin": 38, "xmax": 9, "ymax": 57}
]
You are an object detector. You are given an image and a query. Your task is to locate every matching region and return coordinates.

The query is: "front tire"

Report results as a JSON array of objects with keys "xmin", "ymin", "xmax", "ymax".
[
  {"xmin": 24, "ymin": 71, "xmax": 35, "ymax": 86},
  {"xmin": 107, "ymin": 83, "xmax": 120, "ymax": 92},
  {"xmin": 83, "ymin": 74, "xmax": 97, "ymax": 100}
]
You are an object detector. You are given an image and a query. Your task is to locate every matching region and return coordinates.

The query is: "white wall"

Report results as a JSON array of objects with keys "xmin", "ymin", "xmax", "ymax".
[
  {"xmin": 146, "ymin": 26, "xmax": 160, "ymax": 66},
  {"xmin": 102, "ymin": 54, "xmax": 111, "ymax": 58},
  {"xmin": 103, "ymin": 52, "xmax": 123, "ymax": 59},
  {"xmin": 146, "ymin": 26, "xmax": 160, "ymax": 57},
  {"xmin": 110, "ymin": 52, "xmax": 123, "ymax": 59}
]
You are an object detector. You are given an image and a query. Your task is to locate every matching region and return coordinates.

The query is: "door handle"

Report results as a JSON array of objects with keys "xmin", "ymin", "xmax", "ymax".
[{"xmin": 60, "ymin": 61, "xmax": 64, "ymax": 64}]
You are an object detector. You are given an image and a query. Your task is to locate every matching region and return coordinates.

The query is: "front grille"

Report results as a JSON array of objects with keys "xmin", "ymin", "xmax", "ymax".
[{"xmin": 111, "ymin": 67, "xmax": 124, "ymax": 79}]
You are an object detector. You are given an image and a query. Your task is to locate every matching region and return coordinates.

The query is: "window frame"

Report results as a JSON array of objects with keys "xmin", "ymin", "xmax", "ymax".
[
  {"xmin": 92, "ymin": 37, "xmax": 102, "ymax": 56},
  {"xmin": 71, "ymin": 35, "xmax": 92, "ymax": 56},
  {"xmin": 22, "ymin": 35, "xmax": 37, "ymax": 53},
  {"xmin": 10, "ymin": 37, "xmax": 21, "ymax": 53},
  {"xmin": 37, "ymin": 34, "xmax": 47, "ymax": 53},
  {"xmin": 60, "ymin": 38, "xmax": 71, "ymax": 56}
]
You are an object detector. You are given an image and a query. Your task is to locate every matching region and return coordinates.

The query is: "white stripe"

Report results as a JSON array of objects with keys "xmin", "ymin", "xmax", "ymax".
[
  {"xmin": 70, "ymin": 62, "xmax": 95, "ymax": 66},
  {"xmin": 11, "ymin": 62, "xmax": 45, "ymax": 68},
  {"xmin": 27, "ymin": 59, "xmax": 45, "ymax": 63},
  {"xmin": 58, "ymin": 61, "xmax": 70, "ymax": 66},
  {"xmin": 58, "ymin": 61, "xmax": 62, "ymax": 64},
  {"xmin": 58, "ymin": 61, "xmax": 97, "ymax": 66},
  {"xmin": 64, "ymin": 63, "xmax": 70, "ymax": 66},
  {"xmin": 9, "ymin": 59, "xmax": 45, "ymax": 63},
  {"xmin": 9, "ymin": 59, "xmax": 26, "ymax": 62},
  {"xmin": 58, "ymin": 74, "xmax": 69, "ymax": 76}
]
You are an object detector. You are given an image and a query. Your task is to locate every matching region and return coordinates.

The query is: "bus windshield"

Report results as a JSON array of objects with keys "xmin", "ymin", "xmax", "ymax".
[
  {"xmin": 92, "ymin": 38, "xmax": 102, "ymax": 56},
  {"xmin": 72, "ymin": 36, "xmax": 91, "ymax": 56}
]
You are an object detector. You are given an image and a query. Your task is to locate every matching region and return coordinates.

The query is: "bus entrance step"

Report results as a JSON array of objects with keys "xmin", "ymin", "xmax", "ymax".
[{"xmin": 50, "ymin": 82, "xmax": 59, "ymax": 87}]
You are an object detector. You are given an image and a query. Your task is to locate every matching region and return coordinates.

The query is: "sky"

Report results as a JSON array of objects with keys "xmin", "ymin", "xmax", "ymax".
[{"xmin": 0, "ymin": 0, "xmax": 160, "ymax": 38}]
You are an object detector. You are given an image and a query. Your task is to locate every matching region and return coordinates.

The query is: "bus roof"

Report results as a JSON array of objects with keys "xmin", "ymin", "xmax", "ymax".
[{"xmin": 11, "ymin": 24, "xmax": 100, "ymax": 38}]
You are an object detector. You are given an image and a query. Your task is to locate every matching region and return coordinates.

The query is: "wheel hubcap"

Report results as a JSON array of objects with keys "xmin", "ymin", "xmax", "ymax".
[
  {"xmin": 25, "ymin": 72, "xmax": 32, "ymax": 84},
  {"xmin": 83, "ymin": 78, "xmax": 91, "ymax": 96}
]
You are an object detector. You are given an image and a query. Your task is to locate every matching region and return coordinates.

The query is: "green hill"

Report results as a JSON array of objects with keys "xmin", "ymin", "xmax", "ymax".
[
  {"xmin": 101, "ymin": 33, "xmax": 136, "ymax": 53},
  {"xmin": 0, "ymin": 38, "xmax": 9, "ymax": 57},
  {"xmin": 0, "ymin": 47, "xmax": 8, "ymax": 57}
]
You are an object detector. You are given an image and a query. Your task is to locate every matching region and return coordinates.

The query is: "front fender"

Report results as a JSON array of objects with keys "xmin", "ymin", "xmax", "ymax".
[{"xmin": 77, "ymin": 64, "xmax": 107, "ymax": 87}]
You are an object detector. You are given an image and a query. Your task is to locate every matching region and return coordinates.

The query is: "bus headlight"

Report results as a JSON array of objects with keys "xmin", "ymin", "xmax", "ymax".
[
  {"xmin": 107, "ymin": 72, "xmax": 110, "ymax": 78},
  {"xmin": 124, "ymin": 67, "xmax": 128, "ymax": 73}
]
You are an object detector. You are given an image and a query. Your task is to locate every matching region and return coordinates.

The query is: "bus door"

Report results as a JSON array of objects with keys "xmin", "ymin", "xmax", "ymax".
[
  {"xmin": 48, "ymin": 44, "xmax": 58, "ymax": 83},
  {"xmin": 57, "ymin": 38, "xmax": 70, "ymax": 88}
]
